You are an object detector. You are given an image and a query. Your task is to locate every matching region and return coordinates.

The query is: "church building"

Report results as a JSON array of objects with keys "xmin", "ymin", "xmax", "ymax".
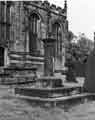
[{"xmin": 0, "ymin": 1, "xmax": 68, "ymax": 77}]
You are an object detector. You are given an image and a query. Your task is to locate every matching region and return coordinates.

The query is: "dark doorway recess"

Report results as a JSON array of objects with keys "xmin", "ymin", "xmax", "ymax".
[{"xmin": 0, "ymin": 47, "xmax": 4, "ymax": 66}]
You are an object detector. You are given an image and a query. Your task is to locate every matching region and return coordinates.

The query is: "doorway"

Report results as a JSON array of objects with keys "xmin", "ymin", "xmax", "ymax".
[{"xmin": 0, "ymin": 47, "xmax": 4, "ymax": 66}]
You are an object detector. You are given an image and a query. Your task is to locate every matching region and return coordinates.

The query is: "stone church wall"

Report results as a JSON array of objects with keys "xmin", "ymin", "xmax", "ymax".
[{"xmin": 0, "ymin": 1, "xmax": 68, "ymax": 76}]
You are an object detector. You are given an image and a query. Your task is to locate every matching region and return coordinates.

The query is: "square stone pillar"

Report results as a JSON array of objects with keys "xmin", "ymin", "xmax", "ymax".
[{"xmin": 42, "ymin": 38, "xmax": 56, "ymax": 76}]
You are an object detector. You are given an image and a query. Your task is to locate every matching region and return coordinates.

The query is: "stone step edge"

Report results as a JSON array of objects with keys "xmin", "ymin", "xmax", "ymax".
[{"xmin": 15, "ymin": 93, "xmax": 95, "ymax": 102}]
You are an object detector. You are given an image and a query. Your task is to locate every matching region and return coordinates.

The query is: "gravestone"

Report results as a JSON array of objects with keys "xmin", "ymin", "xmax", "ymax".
[
  {"xmin": 84, "ymin": 33, "xmax": 95, "ymax": 92},
  {"xmin": 84, "ymin": 50, "xmax": 95, "ymax": 92}
]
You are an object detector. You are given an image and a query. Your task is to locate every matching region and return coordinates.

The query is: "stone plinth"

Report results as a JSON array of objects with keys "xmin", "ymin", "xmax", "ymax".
[
  {"xmin": 37, "ymin": 76, "xmax": 63, "ymax": 88},
  {"xmin": 15, "ymin": 85, "xmax": 82, "ymax": 98}
]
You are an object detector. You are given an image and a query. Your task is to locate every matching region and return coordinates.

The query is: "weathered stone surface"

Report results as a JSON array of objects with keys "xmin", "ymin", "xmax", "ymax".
[
  {"xmin": 9, "ymin": 1, "xmax": 67, "ymax": 67},
  {"xmin": 0, "ymin": 1, "xmax": 68, "ymax": 80}
]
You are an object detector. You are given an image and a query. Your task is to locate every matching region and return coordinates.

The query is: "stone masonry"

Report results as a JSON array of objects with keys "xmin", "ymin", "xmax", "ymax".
[{"xmin": 0, "ymin": 1, "xmax": 69, "ymax": 78}]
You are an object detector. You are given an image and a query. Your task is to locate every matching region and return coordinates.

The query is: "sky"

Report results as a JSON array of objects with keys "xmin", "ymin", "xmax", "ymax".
[{"xmin": 48, "ymin": 0, "xmax": 95, "ymax": 40}]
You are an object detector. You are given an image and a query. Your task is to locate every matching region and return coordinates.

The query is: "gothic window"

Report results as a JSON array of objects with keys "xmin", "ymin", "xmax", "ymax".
[
  {"xmin": 29, "ymin": 13, "xmax": 42, "ymax": 54},
  {"xmin": 52, "ymin": 22, "xmax": 62, "ymax": 56},
  {"xmin": 0, "ymin": 2, "xmax": 6, "ymax": 42},
  {"xmin": 31, "ymin": 13, "xmax": 39, "ymax": 34},
  {"xmin": 0, "ymin": 2, "xmax": 11, "ymax": 46}
]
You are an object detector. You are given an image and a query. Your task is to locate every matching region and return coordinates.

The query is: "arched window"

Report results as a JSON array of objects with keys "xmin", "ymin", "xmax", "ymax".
[
  {"xmin": 30, "ymin": 13, "xmax": 39, "ymax": 34},
  {"xmin": 52, "ymin": 22, "xmax": 62, "ymax": 56},
  {"xmin": 29, "ymin": 13, "xmax": 42, "ymax": 54}
]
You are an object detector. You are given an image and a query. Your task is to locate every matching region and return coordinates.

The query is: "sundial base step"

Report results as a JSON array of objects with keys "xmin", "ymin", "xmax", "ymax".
[
  {"xmin": 15, "ymin": 93, "xmax": 95, "ymax": 107},
  {"xmin": 15, "ymin": 86, "xmax": 82, "ymax": 98}
]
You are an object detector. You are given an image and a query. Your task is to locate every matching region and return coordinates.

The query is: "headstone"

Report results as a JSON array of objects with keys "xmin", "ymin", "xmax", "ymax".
[
  {"xmin": 84, "ymin": 32, "xmax": 95, "ymax": 92},
  {"xmin": 84, "ymin": 51, "xmax": 95, "ymax": 92}
]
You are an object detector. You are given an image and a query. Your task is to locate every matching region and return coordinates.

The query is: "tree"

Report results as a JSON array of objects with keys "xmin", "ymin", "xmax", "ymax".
[
  {"xmin": 77, "ymin": 33, "xmax": 94, "ymax": 63},
  {"xmin": 67, "ymin": 33, "xmax": 94, "ymax": 63},
  {"xmin": 67, "ymin": 31, "xmax": 75, "ymax": 42},
  {"xmin": 65, "ymin": 32, "xmax": 94, "ymax": 82}
]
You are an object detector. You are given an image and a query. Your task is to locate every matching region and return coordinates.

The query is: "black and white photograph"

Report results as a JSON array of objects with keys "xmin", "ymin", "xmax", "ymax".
[{"xmin": 0, "ymin": 0, "xmax": 95, "ymax": 119}]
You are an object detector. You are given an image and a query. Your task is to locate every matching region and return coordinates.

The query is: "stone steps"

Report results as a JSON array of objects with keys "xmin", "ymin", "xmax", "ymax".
[
  {"xmin": 15, "ymin": 93, "xmax": 93, "ymax": 102},
  {"xmin": 9, "ymin": 51, "xmax": 44, "ymax": 66},
  {"xmin": 15, "ymin": 86, "xmax": 82, "ymax": 98},
  {"xmin": 0, "ymin": 66, "xmax": 38, "ymax": 84},
  {"xmin": 8, "ymin": 51, "xmax": 44, "ymax": 78}
]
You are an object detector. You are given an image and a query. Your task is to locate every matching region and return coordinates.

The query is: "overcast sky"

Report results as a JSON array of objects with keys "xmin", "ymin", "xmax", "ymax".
[{"xmin": 48, "ymin": 0, "xmax": 95, "ymax": 40}]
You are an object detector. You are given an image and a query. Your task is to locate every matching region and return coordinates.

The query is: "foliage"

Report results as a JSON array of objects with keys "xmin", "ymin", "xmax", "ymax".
[
  {"xmin": 66, "ymin": 33, "xmax": 94, "ymax": 64},
  {"xmin": 65, "ymin": 32, "xmax": 94, "ymax": 81},
  {"xmin": 67, "ymin": 31, "xmax": 75, "ymax": 42}
]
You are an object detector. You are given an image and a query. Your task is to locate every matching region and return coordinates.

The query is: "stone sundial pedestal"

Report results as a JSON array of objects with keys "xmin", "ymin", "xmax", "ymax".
[
  {"xmin": 42, "ymin": 38, "xmax": 56, "ymax": 76},
  {"xmin": 15, "ymin": 38, "xmax": 65, "ymax": 97},
  {"xmin": 15, "ymin": 38, "xmax": 82, "ymax": 104},
  {"xmin": 32, "ymin": 37, "xmax": 63, "ymax": 89}
]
